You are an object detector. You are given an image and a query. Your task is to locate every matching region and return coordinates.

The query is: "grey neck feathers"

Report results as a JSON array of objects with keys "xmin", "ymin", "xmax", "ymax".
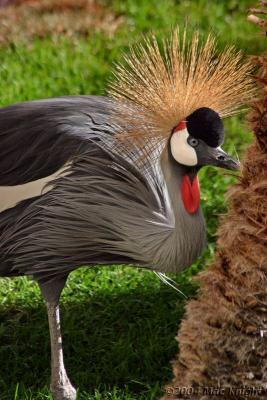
[{"xmin": 157, "ymin": 145, "xmax": 206, "ymax": 272}]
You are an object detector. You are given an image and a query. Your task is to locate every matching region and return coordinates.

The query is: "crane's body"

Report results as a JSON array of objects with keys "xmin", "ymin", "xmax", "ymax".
[
  {"xmin": 0, "ymin": 96, "xmax": 206, "ymax": 283},
  {"xmin": 0, "ymin": 30, "xmax": 255, "ymax": 400}
]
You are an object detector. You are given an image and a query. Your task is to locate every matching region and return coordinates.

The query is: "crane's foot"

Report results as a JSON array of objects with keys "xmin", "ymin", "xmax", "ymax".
[{"xmin": 51, "ymin": 379, "xmax": 77, "ymax": 400}]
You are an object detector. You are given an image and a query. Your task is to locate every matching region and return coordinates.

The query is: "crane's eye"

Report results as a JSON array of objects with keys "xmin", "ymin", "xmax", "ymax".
[{"xmin": 187, "ymin": 137, "xmax": 199, "ymax": 147}]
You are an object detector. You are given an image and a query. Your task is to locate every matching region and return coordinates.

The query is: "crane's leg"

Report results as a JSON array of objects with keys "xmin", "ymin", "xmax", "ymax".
[
  {"xmin": 46, "ymin": 301, "xmax": 77, "ymax": 400},
  {"xmin": 39, "ymin": 276, "xmax": 77, "ymax": 400}
]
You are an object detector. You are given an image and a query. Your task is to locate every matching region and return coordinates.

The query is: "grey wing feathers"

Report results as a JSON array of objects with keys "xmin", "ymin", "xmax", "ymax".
[
  {"xmin": 0, "ymin": 137, "xmax": 174, "ymax": 280},
  {"xmin": 0, "ymin": 95, "xmax": 115, "ymax": 185}
]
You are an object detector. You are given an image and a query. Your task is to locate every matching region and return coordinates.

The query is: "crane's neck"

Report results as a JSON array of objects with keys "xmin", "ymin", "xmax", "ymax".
[{"xmin": 160, "ymin": 143, "xmax": 201, "ymax": 216}]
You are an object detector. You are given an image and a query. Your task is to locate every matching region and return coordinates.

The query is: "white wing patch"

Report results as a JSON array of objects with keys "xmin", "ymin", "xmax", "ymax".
[
  {"xmin": 170, "ymin": 128, "xmax": 198, "ymax": 166},
  {"xmin": 0, "ymin": 164, "xmax": 70, "ymax": 213}
]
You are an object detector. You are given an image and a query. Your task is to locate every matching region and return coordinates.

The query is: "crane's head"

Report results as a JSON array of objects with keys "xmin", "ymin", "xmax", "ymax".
[
  {"xmin": 109, "ymin": 29, "xmax": 256, "ymax": 169},
  {"xmin": 170, "ymin": 107, "xmax": 239, "ymax": 171}
]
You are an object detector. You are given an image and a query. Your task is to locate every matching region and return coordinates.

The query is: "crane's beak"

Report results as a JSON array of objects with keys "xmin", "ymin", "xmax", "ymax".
[{"xmin": 204, "ymin": 146, "xmax": 240, "ymax": 170}]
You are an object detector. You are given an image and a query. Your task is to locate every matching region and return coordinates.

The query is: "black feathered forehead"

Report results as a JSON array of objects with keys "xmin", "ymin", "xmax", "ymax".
[{"xmin": 186, "ymin": 107, "xmax": 224, "ymax": 148}]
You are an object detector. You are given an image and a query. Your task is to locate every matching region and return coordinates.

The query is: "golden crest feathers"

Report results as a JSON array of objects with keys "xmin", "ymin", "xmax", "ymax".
[{"xmin": 108, "ymin": 28, "xmax": 256, "ymax": 140}]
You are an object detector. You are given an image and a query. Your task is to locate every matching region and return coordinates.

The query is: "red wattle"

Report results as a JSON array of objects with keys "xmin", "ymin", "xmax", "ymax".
[{"xmin": 181, "ymin": 175, "xmax": 200, "ymax": 214}]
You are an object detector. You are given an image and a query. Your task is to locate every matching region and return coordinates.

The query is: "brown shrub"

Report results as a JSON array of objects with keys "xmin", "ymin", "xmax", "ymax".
[{"xmin": 0, "ymin": 0, "xmax": 123, "ymax": 45}]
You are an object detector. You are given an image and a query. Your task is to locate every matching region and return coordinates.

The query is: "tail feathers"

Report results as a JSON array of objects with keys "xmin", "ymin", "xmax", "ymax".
[{"xmin": 0, "ymin": 261, "xmax": 24, "ymax": 277}]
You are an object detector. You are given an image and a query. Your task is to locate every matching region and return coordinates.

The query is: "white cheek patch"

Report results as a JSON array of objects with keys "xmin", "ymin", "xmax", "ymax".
[
  {"xmin": 170, "ymin": 128, "xmax": 198, "ymax": 166},
  {"xmin": 0, "ymin": 164, "xmax": 70, "ymax": 213}
]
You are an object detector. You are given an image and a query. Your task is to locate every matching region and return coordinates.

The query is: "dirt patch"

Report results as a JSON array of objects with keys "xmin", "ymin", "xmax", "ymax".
[{"xmin": 0, "ymin": 0, "xmax": 124, "ymax": 45}]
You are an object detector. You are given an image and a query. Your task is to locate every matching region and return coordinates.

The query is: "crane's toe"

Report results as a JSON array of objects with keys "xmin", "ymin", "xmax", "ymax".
[{"xmin": 50, "ymin": 381, "xmax": 77, "ymax": 400}]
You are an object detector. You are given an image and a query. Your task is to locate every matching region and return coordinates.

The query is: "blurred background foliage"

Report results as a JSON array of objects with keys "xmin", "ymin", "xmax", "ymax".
[{"xmin": 0, "ymin": 1, "xmax": 263, "ymax": 399}]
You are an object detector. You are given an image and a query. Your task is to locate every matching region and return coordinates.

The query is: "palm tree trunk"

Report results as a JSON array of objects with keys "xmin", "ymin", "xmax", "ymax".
[{"xmin": 162, "ymin": 4, "xmax": 267, "ymax": 400}]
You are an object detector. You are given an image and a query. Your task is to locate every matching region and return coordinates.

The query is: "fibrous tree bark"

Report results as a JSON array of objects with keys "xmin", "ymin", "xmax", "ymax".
[{"xmin": 161, "ymin": 4, "xmax": 267, "ymax": 400}]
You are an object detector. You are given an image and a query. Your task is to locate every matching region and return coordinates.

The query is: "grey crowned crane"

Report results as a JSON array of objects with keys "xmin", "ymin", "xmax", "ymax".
[{"xmin": 0, "ymin": 30, "xmax": 255, "ymax": 400}]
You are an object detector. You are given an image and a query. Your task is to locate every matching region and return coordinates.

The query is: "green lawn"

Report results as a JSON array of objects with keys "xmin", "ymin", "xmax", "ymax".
[{"xmin": 0, "ymin": 1, "xmax": 263, "ymax": 399}]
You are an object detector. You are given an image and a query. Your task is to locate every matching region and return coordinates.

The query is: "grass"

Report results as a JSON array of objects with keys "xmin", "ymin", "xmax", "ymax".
[{"xmin": 0, "ymin": 0, "xmax": 263, "ymax": 399}]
